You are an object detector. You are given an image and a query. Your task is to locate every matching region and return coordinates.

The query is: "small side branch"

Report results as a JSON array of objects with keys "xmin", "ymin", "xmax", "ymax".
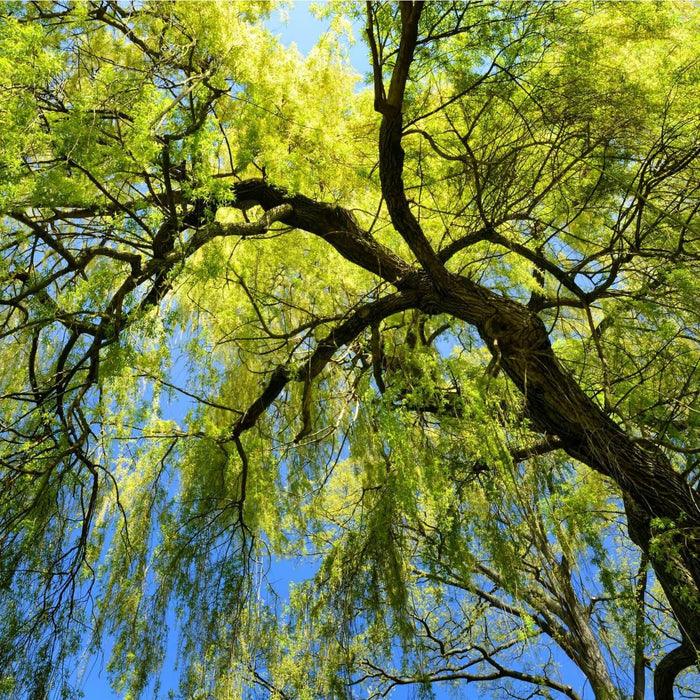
[{"xmin": 189, "ymin": 203, "xmax": 294, "ymax": 249}]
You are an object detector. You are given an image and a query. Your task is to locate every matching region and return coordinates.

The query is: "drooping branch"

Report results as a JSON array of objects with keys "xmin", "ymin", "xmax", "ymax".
[
  {"xmin": 197, "ymin": 175, "xmax": 700, "ymax": 666},
  {"xmin": 226, "ymin": 288, "xmax": 421, "ymax": 441},
  {"xmin": 191, "ymin": 171, "xmax": 700, "ymax": 673}
]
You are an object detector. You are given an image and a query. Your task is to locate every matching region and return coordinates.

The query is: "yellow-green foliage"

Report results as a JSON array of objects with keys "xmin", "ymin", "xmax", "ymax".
[{"xmin": 1, "ymin": 1, "xmax": 698, "ymax": 698}]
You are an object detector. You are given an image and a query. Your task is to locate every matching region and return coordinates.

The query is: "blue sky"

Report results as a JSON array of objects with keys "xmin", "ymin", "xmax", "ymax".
[
  {"xmin": 267, "ymin": 2, "xmax": 369, "ymax": 77},
  {"xmin": 75, "ymin": 5, "xmax": 370, "ymax": 698},
  {"xmin": 75, "ymin": 4, "xmax": 601, "ymax": 700}
]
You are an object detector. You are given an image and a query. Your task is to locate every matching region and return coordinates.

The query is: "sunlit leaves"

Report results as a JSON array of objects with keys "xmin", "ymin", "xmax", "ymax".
[{"xmin": 1, "ymin": 1, "xmax": 699, "ymax": 698}]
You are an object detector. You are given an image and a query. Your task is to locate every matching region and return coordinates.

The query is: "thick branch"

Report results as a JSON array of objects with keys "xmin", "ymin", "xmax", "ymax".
[
  {"xmin": 653, "ymin": 640, "xmax": 697, "ymax": 700},
  {"xmin": 228, "ymin": 289, "xmax": 420, "ymax": 440},
  {"xmin": 411, "ymin": 275, "xmax": 700, "ymax": 527},
  {"xmin": 210, "ymin": 179, "xmax": 412, "ymax": 286},
  {"xmin": 370, "ymin": 2, "xmax": 452, "ymax": 291}
]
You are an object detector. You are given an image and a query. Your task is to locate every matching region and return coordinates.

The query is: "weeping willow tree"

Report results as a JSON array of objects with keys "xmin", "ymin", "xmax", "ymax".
[{"xmin": 1, "ymin": 1, "xmax": 699, "ymax": 698}]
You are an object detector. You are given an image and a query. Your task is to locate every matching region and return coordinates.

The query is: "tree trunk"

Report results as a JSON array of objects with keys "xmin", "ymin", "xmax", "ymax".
[
  {"xmin": 417, "ymin": 275, "xmax": 700, "ymax": 661},
  {"xmin": 224, "ymin": 180, "xmax": 700, "ymax": 691}
]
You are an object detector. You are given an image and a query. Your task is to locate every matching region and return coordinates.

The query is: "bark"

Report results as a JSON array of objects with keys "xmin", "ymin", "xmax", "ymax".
[
  {"xmin": 634, "ymin": 555, "xmax": 649, "ymax": 700},
  {"xmin": 224, "ymin": 179, "xmax": 411, "ymax": 285},
  {"xmin": 222, "ymin": 180, "xmax": 700, "ymax": 679},
  {"xmin": 654, "ymin": 640, "xmax": 698, "ymax": 700},
  {"xmin": 564, "ymin": 605, "xmax": 619, "ymax": 697},
  {"xmin": 201, "ymin": 4, "xmax": 700, "ymax": 687}
]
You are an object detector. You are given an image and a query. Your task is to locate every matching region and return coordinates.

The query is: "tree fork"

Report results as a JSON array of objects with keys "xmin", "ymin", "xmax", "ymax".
[{"xmin": 210, "ymin": 180, "xmax": 700, "ymax": 668}]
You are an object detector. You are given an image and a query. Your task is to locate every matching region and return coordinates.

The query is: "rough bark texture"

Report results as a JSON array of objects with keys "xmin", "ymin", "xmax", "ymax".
[
  {"xmin": 654, "ymin": 640, "xmax": 698, "ymax": 700},
  {"xmin": 219, "ymin": 178, "xmax": 700, "ymax": 682},
  {"xmin": 197, "ymin": 2, "xmax": 700, "ymax": 689}
]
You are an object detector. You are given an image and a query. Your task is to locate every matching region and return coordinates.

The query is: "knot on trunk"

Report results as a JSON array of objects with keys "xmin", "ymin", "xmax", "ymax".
[{"xmin": 483, "ymin": 311, "xmax": 550, "ymax": 358}]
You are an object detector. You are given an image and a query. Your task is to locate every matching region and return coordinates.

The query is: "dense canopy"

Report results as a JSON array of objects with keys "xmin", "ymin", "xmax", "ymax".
[{"xmin": 0, "ymin": 1, "xmax": 699, "ymax": 698}]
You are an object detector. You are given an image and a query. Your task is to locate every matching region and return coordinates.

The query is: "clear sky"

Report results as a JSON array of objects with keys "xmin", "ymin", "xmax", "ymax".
[
  {"xmin": 267, "ymin": 1, "xmax": 369, "ymax": 78},
  {"xmin": 74, "ymin": 4, "xmax": 597, "ymax": 699},
  {"xmin": 76, "ymin": 4, "xmax": 370, "ymax": 698}
]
